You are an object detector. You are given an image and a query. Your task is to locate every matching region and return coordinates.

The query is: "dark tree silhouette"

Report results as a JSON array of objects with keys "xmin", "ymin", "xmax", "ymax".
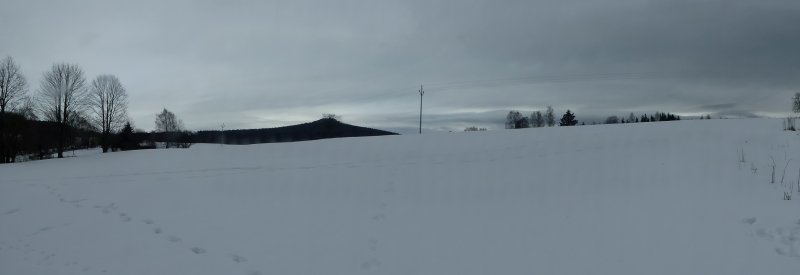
[
  {"xmin": 559, "ymin": 110, "xmax": 578, "ymax": 126},
  {"xmin": 0, "ymin": 56, "xmax": 28, "ymax": 163},
  {"xmin": 506, "ymin": 111, "xmax": 525, "ymax": 129}
]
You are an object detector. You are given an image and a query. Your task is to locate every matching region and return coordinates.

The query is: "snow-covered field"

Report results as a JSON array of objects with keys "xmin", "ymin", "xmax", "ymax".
[{"xmin": 1, "ymin": 118, "xmax": 799, "ymax": 275}]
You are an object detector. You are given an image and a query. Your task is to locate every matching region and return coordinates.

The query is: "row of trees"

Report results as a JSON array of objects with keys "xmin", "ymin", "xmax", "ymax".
[
  {"xmin": 0, "ymin": 56, "xmax": 131, "ymax": 162},
  {"xmin": 505, "ymin": 108, "xmax": 687, "ymax": 130},
  {"xmin": 603, "ymin": 112, "xmax": 681, "ymax": 124},
  {"xmin": 506, "ymin": 106, "xmax": 578, "ymax": 129}
]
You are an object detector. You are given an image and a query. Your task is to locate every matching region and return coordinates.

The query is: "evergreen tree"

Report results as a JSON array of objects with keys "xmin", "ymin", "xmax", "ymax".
[
  {"xmin": 117, "ymin": 121, "xmax": 135, "ymax": 150},
  {"xmin": 559, "ymin": 110, "xmax": 578, "ymax": 126}
]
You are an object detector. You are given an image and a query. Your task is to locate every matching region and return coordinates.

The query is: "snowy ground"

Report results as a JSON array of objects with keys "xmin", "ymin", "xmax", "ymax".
[{"xmin": 1, "ymin": 118, "xmax": 799, "ymax": 275}]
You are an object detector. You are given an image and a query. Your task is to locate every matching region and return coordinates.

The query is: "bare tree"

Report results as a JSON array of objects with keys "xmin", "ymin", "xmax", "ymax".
[
  {"xmin": 0, "ymin": 56, "xmax": 28, "ymax": 163},
  {"xmin": 17, "ymin": 96, "xmax": 37, "ymax": 120},
  {"xmin": 530, "ymin": 111, "xmax": 544, "ymax": 128},
  {"xmin": 793, "ymin": 92, "xmax": 800, "ymax": 115},
  {"xmin": 0, "ymin": 57, "xmax": 27, "ymax": 115},
  {"xmin": 506, "ymin": 111, "xmax": 529, "ymax": 129},
  {"xmin": 90, "ymin": 75, "xmax": 128, "ymax": 152},
  {"xmin": 604, "ymin": 116, "xmax": 619, "ymax": 124},
  {"xmin": 155, "ymin": 108, "xmax": 183, "ymax": 148},
  {"xmin": 544, "ymin": 106, "xmax": 555, "ymax": 127},
  {"xmin": 628, "ymin": 112, "xmax": 636, "ymax": 123},
  {"xmin": 37, "ymin": 63, "xmax": 88, "ymax": 158}
]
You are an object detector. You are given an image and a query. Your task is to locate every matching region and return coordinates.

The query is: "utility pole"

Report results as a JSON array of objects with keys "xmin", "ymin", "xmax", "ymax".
[
  {"xmin": 419, "ymin": 85, "xmax": 424, "ymax": 134},
  {"xmin": 220, "ymin": 123, "xmax": 225, "ymax": 146}
]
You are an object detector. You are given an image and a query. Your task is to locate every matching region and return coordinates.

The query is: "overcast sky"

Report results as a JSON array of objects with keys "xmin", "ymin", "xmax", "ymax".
[{"xmin": 2, "ymin": 0, "xmax": 799, "ymax": 133}]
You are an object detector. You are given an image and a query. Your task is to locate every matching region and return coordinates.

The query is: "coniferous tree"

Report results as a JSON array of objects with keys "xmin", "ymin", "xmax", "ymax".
[
  {"xmin": 559, "ymin": 110, "xmax": 578, "ymax": 126},
  {"xmin": 117, "ymin": 121, "xmax": 135, "ymax": 150}
]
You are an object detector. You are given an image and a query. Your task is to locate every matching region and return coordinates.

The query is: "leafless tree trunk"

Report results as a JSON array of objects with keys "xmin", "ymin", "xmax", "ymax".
[
  {"xmin": 0, "ymin": 56, "xmax": 29, "ymax": 163},
  {"xmin": 38, "ymin": 63, "xmax": 88, "ymax": 158},
  {"xmin": 89, "ymin": 75, "xmax": 128, "ymax": 152},
  {"xmin": 769, "ymin": 156, "xmax": 776, "ymax": 184}
]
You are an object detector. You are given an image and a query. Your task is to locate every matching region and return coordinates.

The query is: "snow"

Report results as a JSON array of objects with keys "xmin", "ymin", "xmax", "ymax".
[{"xmin": 1, "ymin": 118, "xmax": 799, "ymax": 275}]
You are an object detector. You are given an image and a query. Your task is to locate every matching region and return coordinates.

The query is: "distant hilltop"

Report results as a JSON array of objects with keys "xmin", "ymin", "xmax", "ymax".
[{"xmin": 191, "ymin": 118, "xmax": 398, "ymax": 145}]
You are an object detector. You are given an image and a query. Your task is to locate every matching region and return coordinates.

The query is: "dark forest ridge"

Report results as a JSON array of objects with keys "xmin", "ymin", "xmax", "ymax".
[{"xmin": 191, "ymin": 118, "xmax": 398, "ymax": 145}]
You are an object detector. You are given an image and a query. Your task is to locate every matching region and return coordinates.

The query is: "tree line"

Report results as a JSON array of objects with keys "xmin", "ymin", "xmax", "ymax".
[
  {"xmin": 505, "ymin": 106, "xmax": 578, "ymax": 129},
  {"xmin": 601, "ymin": 112, "xmax": 681, "ymax": 124},
  {"xmin": 505, "ymin": 107, "xmax": 684, "ymax": 130},
  {"xmin": 0, "ymin": 56, "xmax": 192, "ymax": 163}
]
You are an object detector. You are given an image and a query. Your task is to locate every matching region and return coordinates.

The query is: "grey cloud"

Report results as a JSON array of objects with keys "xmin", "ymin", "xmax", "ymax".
[{"xmin": 1, "ymin": 0, "xmax": 798, "ymax": 131}]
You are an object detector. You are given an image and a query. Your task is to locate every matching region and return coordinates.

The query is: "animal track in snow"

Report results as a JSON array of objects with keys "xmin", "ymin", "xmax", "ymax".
[
  {"xmin": 368, "ymin": 239, "xmax": 379, "ymax": 251},
  {"xmin": 754, "ymin": 224, "xmax": 800, "ymax": 258},
  {"xmin": 742, "ymin": 217, "xmax": 757, "ymax": 225},
  {"xmin": 360, "ymin": 258, "xmax": 381, "ymax": 270},
  {"xmin": 191, "ymin": 247, "xmax": 206, "ymax": 254},
  {"xmin": 143, "ymin": 219, "xmax": 154, "ymax": 224},
  {"xmin": 4, "ymin": 208, "xmax": 20, "ymax": 215},
  {"xmin": 167, "ymin": 235, "xmax": 182, "ymax": 243},
  {"xmin": 154, "ymin": 227, "xmax": 162, "ymax": 234},
  {"xmin": 230, "ymin": 254, "xmax": 247, "ymax": 263}
]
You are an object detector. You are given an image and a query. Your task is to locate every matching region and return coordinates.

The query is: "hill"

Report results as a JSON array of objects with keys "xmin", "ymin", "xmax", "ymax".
[
  {"xmin": 190, "ymin": 118, "xmax": 397, "ymax": 144},
  {"xmin": 1, "ymin": 118, "xmax": 799, "ymax": 274}
]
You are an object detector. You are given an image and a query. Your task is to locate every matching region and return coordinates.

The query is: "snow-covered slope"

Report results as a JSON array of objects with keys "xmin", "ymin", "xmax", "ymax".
[{"xmin": 1, "ymin": 118, "xmax": 799, "ymax": 275}]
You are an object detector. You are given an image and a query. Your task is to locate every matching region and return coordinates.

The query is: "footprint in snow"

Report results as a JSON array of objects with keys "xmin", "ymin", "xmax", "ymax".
[
  {"xmin": 360, "ymin": 259, "xmax": 381, "ymax": 270},
  {"xmin": 154, "ymin": 227, "xmax": 162, "ymax": 234},
  {"xmin": 368, "ymin": 239, "xmax": 379, "ymax": 251},
  {"xmin": 143, "ymin": 219, "xmax": 154, "ymax": 225},
  {"xmin": 230, "ymin": 254, "xmax": 247, "ymax": 263},
  {"xmin": 167, "ymin": 236, "xmax": 181, "ymax": 243},
  {"xmin": 4, "ymin": 208, "xmax": 20, "ymax": 215},
  {"xmin": 742, "ymin": 217, "xmax": 757, "ymax": 225},
  {"xmin": 191, "ymin": 247, "xmax": 206, "ymax": 254}
]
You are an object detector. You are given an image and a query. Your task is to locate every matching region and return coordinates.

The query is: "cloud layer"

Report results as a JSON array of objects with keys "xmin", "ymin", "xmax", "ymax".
[{"xmin": 2, "ymin": 0, "xmax": 799, "ymax": 133}]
